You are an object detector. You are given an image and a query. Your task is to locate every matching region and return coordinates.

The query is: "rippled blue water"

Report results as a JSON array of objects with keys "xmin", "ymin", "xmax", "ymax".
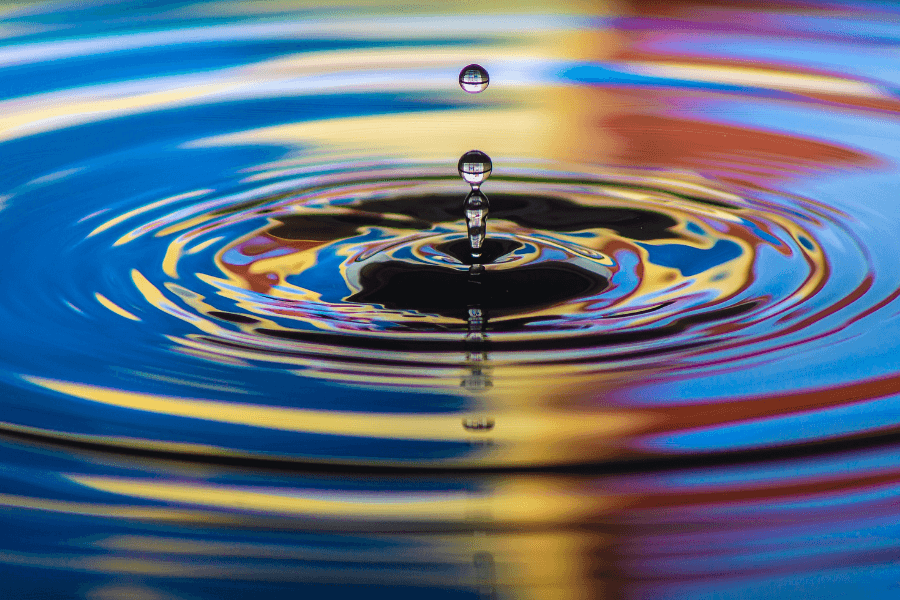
[{"xmin": 2, "ymin": 0, "xmax": 900, "ymax": 597}]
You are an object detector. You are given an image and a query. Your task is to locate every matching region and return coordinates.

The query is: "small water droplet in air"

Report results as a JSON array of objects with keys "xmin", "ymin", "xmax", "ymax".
[
  {"xmin": 459, "ymin": 64, "xmax": 489, "ymax": 93},
  {"xmin": 464, "ymin": 189, "xmax": 489, "ymax": 256},
  {"xmin": 463, "ymin": 416, "xmax": 495, "ymax": 431},
  {"xmin": 458, "ymin": 150, "xmax": 492, "ymax": 188}
]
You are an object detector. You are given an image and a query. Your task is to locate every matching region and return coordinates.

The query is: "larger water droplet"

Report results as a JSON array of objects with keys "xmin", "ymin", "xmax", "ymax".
[
  {"xmin": 459, "ymin": 64, "xmax": 489, "ymax": 93},
  {"xmin": 458, "ymin": 150, "xmax": 492, "ymax": 188}
]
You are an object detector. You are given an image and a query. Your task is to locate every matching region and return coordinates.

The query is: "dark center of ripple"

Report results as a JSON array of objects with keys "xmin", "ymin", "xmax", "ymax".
[
  {"xmin": 350, "ymin": 192, "xmax": 678, "ymax": 237},
  {"xmin": 348, "ymin": 259, "xmax": 608, "ymax": 319},
  {"xmin": 272, "ymin": 192, "xmax": 620, "ymax": 320}
]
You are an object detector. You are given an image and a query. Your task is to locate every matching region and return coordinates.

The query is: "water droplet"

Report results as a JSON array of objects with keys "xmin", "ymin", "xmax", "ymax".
[
  {"xmin": 464, "ymin": 189, "xmax": 489, "ymax": 256},
  {"xmin": 459, "ymin": 64, "xmax": 489, "ymax": 93},
  {"xmin": 463, "ymin": 416, "xmax": 495, "ymax": 431},
  {"xmin": 458, "ymin": 150, "xmax": 492, "ymax": 188}
]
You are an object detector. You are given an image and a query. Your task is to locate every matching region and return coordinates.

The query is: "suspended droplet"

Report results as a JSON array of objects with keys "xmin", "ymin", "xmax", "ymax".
[
  {"xmin": 458, "ymin": 150, "xmax": 492, "ymax": 188},
  {"xmin": 459, "ymin": 64, "xmax": 489, "ymax": 93},
  {"xmin": 463, "ymin": 416, "xmax": 495, "ymax": 431},
  {"xmin": 464, "ymin": 189, "xmax": 489, "ymax": 257}
]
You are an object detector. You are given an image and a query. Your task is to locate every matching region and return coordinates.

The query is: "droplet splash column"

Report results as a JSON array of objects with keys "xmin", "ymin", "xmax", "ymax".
[{"xmin": 458, "ymin": 150, "xmax": 492, "ymax": 261}]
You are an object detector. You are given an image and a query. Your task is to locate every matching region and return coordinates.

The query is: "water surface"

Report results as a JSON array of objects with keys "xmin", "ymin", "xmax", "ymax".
[{"xmin": 0, "ymin": 0, "xmax": 900, "ymax": 597}]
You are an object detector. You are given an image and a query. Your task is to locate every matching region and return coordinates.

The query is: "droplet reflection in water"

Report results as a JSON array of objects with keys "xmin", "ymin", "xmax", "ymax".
[
  {"xmin": 459, "ymin": 63, "xmax": 489, "ymax": 93},
  {"xmin": 463, "ymin": 417, "xmax": 495, "ymax": 431},
  {"xmin": 458, "ymin": 150, "xmax": 492, "ymax": 188}
]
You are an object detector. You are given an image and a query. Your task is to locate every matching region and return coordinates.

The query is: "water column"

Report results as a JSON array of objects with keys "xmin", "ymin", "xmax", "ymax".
[{"xmin": 458, "ymin": 150, "xmax": 492, "ymax": 261}]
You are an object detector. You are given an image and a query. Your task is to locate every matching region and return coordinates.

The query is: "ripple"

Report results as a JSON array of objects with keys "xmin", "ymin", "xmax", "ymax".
[
  {"xmin": 87, "ymin": 161, "xmax": 837, "ymax": 369},
  {"xmin": 5, "ymin": 2, "xmax": 900, "ymax": 598},
  {"xmin": 1, "ymin": 152, "xmax": 890, "ymax": 466},
  {"xmin": 0, "ymin": 2, "xmax": 898, "ymax": 470}
]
